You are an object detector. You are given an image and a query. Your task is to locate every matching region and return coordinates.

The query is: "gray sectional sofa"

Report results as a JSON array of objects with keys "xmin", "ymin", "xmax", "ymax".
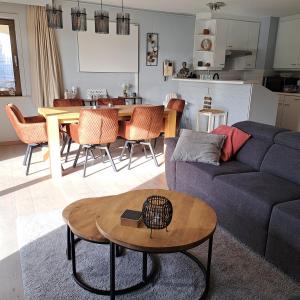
[{"xmin": 165, "ymin": 121, "xmax": 300, "ymax": 281}]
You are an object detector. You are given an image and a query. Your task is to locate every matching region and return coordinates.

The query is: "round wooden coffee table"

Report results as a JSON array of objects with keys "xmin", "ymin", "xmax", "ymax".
[
  {"xmin": 62, "ymin": 195, "xmax": 158, "ymax": 296},
  {"xmin": 95, "ymin": 189, "xmax": 217, "ymax": 300}
]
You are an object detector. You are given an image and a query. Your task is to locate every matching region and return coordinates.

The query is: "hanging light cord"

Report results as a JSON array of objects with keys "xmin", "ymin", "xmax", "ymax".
[
  {"xmin": 101, "ymin": 0, "xmax": 103, "ymax": 11},
  {"xmin": 122, "ymin": 0, "xmax": 124, "ymax": 12}
]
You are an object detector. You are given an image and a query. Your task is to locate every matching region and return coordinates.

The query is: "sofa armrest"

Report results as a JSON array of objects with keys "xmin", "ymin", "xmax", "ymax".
[{"xmin": 164, "ymin": 137, "xmax": 178, "ymax": 190}]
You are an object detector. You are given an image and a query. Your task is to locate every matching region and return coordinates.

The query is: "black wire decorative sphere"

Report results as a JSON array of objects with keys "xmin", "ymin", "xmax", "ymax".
[{"xmin": 142, "ymin": 195, "xmax": 173, "ymax": 238}]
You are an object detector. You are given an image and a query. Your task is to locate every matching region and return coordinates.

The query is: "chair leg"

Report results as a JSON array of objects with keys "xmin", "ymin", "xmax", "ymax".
[
  {"xmin": 60, "ymin": 132, "xmax": 67, "ymax": 155},
  {"xmin": 65, "ymin": 137, "xmax": 72, "ymax": 162},
  {"xmin": 73, "ymin": 145, "xmax": 82, "ymax": 168},
  {"xmin": 25, "ymin": 145, "xmax": 33, "ymax": 176},
  {"xmin": 128, "ymin": 143, "xmax": 135, "ymax": 170},
  {"xmin": 148, "ymin": 141, "xmax": 159, "ymax": 167},
  {"xmin": 83, "ymin": 148, "xmax": 89, "ymax": 177},
  {"xmin": 104, "ymin": 146, "xmax": 117, "ymax": 172},
  {"xmin": 143, "ymin": 145, "xmax": 148, "ymax": 158},
  {"xmin": 120, "ymin": 141, "xmax": 129, "ymax": 161},
  {"xmin": 23, "ymin": 145, "xmax": 30, "ymax": 166},
  {"xmin": 153, "ymin": 138, "xmax": 157, "ymax": 150}
]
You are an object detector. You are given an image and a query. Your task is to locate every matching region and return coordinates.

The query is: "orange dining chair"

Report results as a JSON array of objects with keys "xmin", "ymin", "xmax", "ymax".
[
  {"xmin": 118, "ymin": 105, "xmax": 164, "ymax": 169},
  {"xmin": 69, "ymin": 108, "xmax": 119, "ymax": 177},
  {"xmin": 53, "ymin": 99, "xmax": 85, "ymax": 161},
  {"xmin": 97, "ymin": 98, "xmax": 125, "ymax": 106},
  {"xmin": 5, "ymin": 104, "xmax": 47, "ymax": 175},
  {"xmin": 167, "ymin": 98, "xmax": 186, "ymax": 131},
  {"xmin": 154, "ymin": 98, "xmax": 186, "ymax": 149}
]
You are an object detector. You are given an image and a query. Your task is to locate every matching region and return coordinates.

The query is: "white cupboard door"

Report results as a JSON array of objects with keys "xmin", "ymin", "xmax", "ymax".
[
  {"xmin": 281, "ymin": 96, "xmax": 300, "ymax": 131},
  {"xmin": 214, "ymin": 19, "xmax": 228, "ymax": 68},
  {"xmin": 226, "ymin": 20, "xmax": 249, "ymax": 50},
  {"xmin": 276, "ymin": 95, "xmax": 285, "ymax": 127},
  {"xmin": 247, "ymin": 22, "xmax": 260, "ymax": 50},
  {"xmin": 274, "ymin": 19, "xmax": 300, "ymax": 69}
]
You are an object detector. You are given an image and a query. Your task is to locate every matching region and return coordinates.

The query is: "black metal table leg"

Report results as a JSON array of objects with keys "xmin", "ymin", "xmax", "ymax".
[
  {"xmin": 71, "ymin": 231, "xmax": 76, "ymax": 274},
  {"xmin": 67, "ymin": 226, "xmax": 71, "ymax": 260},
  {"xmin": 143, "ymin": 252, "xmax": 147, "ymax": 282},
  {"xmin": 205, "ymin": 236, "xmax": 213, "ymax": 291},
  {"xmin": 110, "ymin": 242, "xmax": 116, "ymax": 300}
]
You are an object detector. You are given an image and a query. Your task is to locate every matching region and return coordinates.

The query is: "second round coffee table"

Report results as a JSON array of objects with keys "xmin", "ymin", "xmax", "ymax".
[{"xmin": 95, "ymin": 189, "xmax": 217, "ymax": 300}]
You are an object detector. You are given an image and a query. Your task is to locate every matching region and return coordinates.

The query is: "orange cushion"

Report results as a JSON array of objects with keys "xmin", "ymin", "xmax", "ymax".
[{"xmin": 212, "ymin": 125, "xmax": 251, "ymax": 161}]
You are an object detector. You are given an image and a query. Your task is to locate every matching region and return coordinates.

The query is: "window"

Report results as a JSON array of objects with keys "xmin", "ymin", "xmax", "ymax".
[{"xmin": 0, "ymin": 19, "xmax": 21, "ymax": 96}]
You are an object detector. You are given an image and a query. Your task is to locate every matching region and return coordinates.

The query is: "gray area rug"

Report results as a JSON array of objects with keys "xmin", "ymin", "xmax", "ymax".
[{"xmin": 18, "ymin": 211, "xmax": 300, "ymax": 300}]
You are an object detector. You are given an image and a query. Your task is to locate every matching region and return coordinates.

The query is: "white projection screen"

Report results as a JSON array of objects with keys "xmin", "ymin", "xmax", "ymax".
[{"xmin": 78, "ymin": 21, "xmax": 139, "ymax": 73}]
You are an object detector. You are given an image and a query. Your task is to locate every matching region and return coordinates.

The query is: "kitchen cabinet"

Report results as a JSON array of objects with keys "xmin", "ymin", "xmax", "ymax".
[
  {"xmin": 273, "ymin": 18, "xmax": 300, "ymax": 69},
  {"xmin": 193, "ymin": 16, "xmax": 260, "ymax": 71},
  {"xmin": 226, "ymin": 20, "xmax": 260, "ymax": 51},
  {"xmin": 276, "ymin": 94, "xmax": 300, "ymax": 131}
]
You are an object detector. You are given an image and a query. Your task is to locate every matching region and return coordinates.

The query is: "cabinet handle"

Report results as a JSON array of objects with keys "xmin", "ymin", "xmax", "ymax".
[
  {"xmin": 291, "ymin": 64, "xmax": 297, "ymax": 66},
  {"xmin": 293, "ymin": 98, "xmax": 300, "ymax": 101}
]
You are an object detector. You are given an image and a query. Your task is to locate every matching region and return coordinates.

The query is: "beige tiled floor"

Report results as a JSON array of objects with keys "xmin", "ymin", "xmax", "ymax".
[{"xmin": 0, "ymin": 139, "xmax": 167, "ymax": 300}]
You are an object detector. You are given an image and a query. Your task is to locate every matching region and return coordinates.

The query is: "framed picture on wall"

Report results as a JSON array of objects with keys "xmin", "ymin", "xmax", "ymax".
[{"xmin": 146, "ymin": 33, "xmax": 159, "ymax": 66}]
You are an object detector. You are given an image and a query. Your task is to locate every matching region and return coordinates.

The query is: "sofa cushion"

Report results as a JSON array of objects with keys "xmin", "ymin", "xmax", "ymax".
[
  {"xmin": 275, "ymin": 131, "xmax": 300, "ymax": 149},
  {"xmin": 232, "ymin": 121, "xmax": 287, "ymax": 170},
  {"xmin": 261, "ymin": 144, "xmax": 300, "ymax": 185},
  {"xmin": 212, "ymin": 125, "xmax": 251, "ymax": 161},
  {"xmin": 172, "ymin": 130, "xmax": 226, "ymax": 165},
  {"xmin": 265, "ymin": 200, "xmax": 300, "ymax": 281},
  {"xmin": 175, "ymin": 160, "xmax": 254, "ymax": 197},
  {"xmin": 211, "ymin": 172, "xmax": 300, "ymax": 253},
  {"xmin": 164, "ymin": 138, "xmax": 179, "ymax": 190}
]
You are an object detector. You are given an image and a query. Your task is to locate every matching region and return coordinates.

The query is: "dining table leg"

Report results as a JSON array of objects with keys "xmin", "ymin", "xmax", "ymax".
[
  {"xmin": 164, "ymin": 109, "xmax": 177, "ymax": 138},
  {"xmin": 46, "ymin": 115, "xmax": 63, "ymax": 180}
]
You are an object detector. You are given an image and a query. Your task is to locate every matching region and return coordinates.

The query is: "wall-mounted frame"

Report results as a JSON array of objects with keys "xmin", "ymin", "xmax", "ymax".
[{"xmin": 146, "ymin": 33, "xmax": 158, "ymax": 66}]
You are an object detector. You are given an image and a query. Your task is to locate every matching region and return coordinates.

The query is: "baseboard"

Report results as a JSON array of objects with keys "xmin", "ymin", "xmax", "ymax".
[{"xmin": 0, "ymin": 140, "xmax": 23, "ymax": 146}]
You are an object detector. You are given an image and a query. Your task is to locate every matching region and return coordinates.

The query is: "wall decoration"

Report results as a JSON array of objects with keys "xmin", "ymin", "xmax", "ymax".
[{"xmin": 146, "ymin": 33, "xmax": 159, "ymax": 66}]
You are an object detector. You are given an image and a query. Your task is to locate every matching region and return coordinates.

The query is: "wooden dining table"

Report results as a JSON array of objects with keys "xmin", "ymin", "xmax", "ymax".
[{"xmin": 38, "ymin": 105, "xmax": 177, "ymax": 180}]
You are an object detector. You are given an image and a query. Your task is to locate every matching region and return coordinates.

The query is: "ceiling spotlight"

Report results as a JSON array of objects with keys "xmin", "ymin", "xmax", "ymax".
[{"xmin": 206, "ymin": 2, "xmax": 226, "ymax": 11}]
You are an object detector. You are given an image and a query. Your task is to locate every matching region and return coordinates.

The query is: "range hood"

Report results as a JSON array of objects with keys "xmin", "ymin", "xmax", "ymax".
[{"xmin": 225, "ymin": 49, "xmax": 252, "ymax": 57}]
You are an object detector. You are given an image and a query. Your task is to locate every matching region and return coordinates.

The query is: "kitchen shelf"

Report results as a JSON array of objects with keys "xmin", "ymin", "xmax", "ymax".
[
  {"xmin": 194, "ymin": 34, "xmax": 215, "ymax": 38},
  {"xmin": 195, "ymin": 50, "xmax": 214, "ymax": 53}
]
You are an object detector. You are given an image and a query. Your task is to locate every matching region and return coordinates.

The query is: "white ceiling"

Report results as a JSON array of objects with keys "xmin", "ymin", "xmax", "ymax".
[
  {"xmin": 3, "ymin": 0, "xmax": 300, "ymax": 17},
  {"xmin": 90, "ymin": 0, "xmax": 300, "ymax": 17}
]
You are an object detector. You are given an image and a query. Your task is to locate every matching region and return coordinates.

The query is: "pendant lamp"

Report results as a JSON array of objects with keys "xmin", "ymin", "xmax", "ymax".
[
  {"xmin": 46, "ymin": 1, "xmax": 63, "ymax": 29},
  {"xmin": 95, "ymin": 0, "xmax": 109, "ymax": 34},
  {"xmin": 71, "ymin": 0, "xmax": 87, "ymax": 32},
  {"xmin": 116, "ymin": 0, "xmax": 130, "ymax": 35}
]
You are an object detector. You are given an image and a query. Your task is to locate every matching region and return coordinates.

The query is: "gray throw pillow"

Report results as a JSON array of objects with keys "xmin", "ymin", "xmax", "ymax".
[{"xmin": 171, "ymin": 129, "xmax": 226, "ymax": 166}]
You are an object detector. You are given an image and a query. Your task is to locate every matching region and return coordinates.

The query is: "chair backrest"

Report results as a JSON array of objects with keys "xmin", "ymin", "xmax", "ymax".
[
  {"xmin": 5, "ymin": 104, "xmax": 29, "ymax": 143},
  {"xmin": 78, "ymin": 108, "xmax": 119, "ymax": 145},
  {"xmin": 53, "ymin": 99, "xmax": 84, "ymax": 107},
  {"xmin": 129, "ymin": 106, "xmax": 165, "ymax": 140},
  {"xmin": 97, "ymin": 98, "xmax": 125, "ymax": 106},
  {"xmin": 6, "ymin": 103, "xmax": 25, "ymax": 124},
  {"xmin": 167, "ymin": 98, "xmax": 185, "ymax": 129}
]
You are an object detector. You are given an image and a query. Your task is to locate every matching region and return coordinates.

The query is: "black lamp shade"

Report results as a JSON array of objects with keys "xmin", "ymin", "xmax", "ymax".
[
  {"xmin": 116, "ymin": 12, "xmax": 130, "ymax": 35},
  {"xmin": 46, "ymin": 4, "xmax": 63, "ymax": 29},
  {"xmin": 95, "ymin": 10, "xmax": 109, "ymax": 34},
  {"xmin": 71, "ymin": 7, "xmax": 87, "ymax": 31}
]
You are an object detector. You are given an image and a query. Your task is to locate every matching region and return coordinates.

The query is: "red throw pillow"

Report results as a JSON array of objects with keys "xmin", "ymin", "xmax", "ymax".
[{"xmin": 212, "ymin": 125, "xmax": 251, "ymax": 161}]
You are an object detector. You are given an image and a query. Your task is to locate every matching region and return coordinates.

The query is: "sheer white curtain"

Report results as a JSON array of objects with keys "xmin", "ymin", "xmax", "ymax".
[{"xmin": 27, "ymin": 5, "xmax": 63, "ymax": 107}]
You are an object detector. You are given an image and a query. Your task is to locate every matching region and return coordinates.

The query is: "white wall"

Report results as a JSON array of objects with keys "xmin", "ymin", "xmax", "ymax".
[
  {"xmin": 55, "ymin": 0, "xmax": 195, "ymax": 104},
  {"xmin": 0, "ymin": 3, "xmax": 36, "ymax": 143},
  {"xmin": 0, "ymin": 1, "xmax": 195, "ymax": 142}
]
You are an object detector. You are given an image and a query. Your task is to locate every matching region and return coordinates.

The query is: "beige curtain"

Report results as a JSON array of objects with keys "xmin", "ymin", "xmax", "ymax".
[{"xmin": 27, "ymin": 5, "xmax": 64, "ymax": 107}]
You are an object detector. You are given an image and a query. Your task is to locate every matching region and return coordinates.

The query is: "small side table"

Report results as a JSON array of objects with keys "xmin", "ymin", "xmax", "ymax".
[
  {"xmin": 197, "ymin": 109, "xmax": 228, "ymax": 132},
  {"xmin": 119, "ymin": 96, "xmax": 143, "ymax": 105}
]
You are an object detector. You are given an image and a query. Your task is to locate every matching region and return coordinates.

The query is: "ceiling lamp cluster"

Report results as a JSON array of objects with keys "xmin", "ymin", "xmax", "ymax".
[
  {"xmin": 46, "ymin": 1, "xmax": 63, "ymax": 29},
  {"xmin": 46, "ymin": 0, "xmax": 130, "ymax": 35},
  {"xmin": 206, "ymin": 1, "xmax": 226, "ymax": 11}
]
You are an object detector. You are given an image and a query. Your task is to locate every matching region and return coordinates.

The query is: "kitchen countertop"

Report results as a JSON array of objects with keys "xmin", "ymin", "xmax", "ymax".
[
  {"xmin": 277, "ymin": 92, "xmax": 300, "ymax": 97},
  {"xmin": 172, "ymin": 78, "xmax": 258, "ymax": 85}
]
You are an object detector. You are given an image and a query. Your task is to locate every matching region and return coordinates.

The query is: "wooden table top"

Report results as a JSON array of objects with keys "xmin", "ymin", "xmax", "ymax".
[
  {"xmin": 94, "ymin": 189, "xmax": 217, "ymax": 253},
  {"xmin": 38, "ymin": 105, "xmax": 172, "ymax": 123}
]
